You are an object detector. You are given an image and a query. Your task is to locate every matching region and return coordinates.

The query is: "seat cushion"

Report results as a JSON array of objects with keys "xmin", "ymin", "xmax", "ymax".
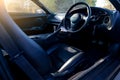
[{"xmin": 47, "ymin": 44, "xmax": 84, "ymax": 71}]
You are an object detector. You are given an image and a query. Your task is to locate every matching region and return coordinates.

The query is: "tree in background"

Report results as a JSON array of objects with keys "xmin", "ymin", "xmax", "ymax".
[
  {"xmin": 40, "ymin": 0, "xmax": 57, "ymax": 12},
  {"xmin": 5, "ymin": 0, "xmax": 98, "ymax": 13},
  {"xmin": 86, "ymin": 0, "xmax": 96, "ymax": 6},
  {"xmin": 55, "ymin": 0, "xmax": 97, "ymax": 13},
  {"xmin": 55, "ymin": 0, "xmax": 73, "ymax": 13}
]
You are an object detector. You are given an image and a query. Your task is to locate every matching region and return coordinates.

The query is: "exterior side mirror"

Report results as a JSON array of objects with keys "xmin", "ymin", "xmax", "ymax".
[{"xmin": 36, "ymin": 9, "xmax": 46, "ymax": 14}]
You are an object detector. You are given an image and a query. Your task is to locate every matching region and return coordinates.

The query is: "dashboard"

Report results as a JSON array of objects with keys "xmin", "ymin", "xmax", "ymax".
[
  {"xmin": 48, "ymin": 6, "xmax": 120, "ymax": 45},
  {"xmin": 68, "ymin": 7, "xmax": 114, "ymax": 31},
  {"xmin": 53, "ymin": 7, "xmax": 120, "ymax": 50}
]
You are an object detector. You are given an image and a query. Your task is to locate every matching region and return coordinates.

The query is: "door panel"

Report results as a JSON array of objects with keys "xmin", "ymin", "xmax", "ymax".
[
  {"xmin": 5, "ymin": 0, "xmax": 55, "ymax": 35},
  {"xmin": 9, "ymin": 12, "xmax": 54, "ymax": 35}
]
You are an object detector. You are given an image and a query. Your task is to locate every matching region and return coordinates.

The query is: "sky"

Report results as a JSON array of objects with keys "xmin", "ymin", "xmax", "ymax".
[{"xmin": 95, "ymin": 0, "xmax": 108, "ymax": 7}]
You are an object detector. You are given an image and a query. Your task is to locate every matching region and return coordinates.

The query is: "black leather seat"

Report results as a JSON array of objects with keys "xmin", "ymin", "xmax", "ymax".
[
  {"xmin": 0, "ymin": 0, "xmax": 111, "ymax": 79},
  {"xmin": 0, "ymin": 0, "xmax": 87, "ymax": 79}
]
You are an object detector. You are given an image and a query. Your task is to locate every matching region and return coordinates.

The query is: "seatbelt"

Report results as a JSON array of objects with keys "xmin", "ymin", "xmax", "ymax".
[
  {"xmin": 0, "ymin": 23, "xmax": 43, "ymax": 80},
  {"xmin": 0, "ymin": 50, "xmax": 13, "ymax": 80}
]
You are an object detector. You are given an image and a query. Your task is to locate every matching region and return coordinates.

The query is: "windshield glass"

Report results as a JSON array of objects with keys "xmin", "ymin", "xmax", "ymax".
[
  {"xmin": 4, "ymin": 0, "xmax": 115, "ymax": 13},
  {"xmin": 39, "ymin": 0, "xmax": 115, "ymax": 13}
]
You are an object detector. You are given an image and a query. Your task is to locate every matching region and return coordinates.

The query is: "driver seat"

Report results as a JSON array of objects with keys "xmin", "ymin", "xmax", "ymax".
[
  {"xmin": 0, "ymin": 0, "xmax": 86, "ymax": 79},
  {"xmin": 0, "ymin": 21, "xmax": 85, "ymax": 79}
]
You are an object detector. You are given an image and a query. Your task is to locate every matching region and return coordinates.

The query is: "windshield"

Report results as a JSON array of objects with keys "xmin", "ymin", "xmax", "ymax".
[
  {"xmin": 39, "ymin": 0, "xmax": 115, "ymax": 13},
  {"xmin": 4, "ymin": 0, "xmax": 115, "ymax": 13}
]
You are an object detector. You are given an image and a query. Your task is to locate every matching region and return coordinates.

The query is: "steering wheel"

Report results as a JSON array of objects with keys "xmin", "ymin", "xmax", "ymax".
[{"xmin": 59, "ymin": 2, "xmax": 92, "ymax": 33}]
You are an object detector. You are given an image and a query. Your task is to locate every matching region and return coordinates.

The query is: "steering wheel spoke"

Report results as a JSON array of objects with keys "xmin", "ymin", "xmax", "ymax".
[{"xmin": 82, "ymin": 15, "xmax": 88, "ymax": 21}]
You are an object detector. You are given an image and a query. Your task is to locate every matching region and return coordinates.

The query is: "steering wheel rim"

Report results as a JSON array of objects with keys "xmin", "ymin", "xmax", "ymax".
[{"xmin": 61, "ymin": 2, "xmax": 92, "ymax": 33}]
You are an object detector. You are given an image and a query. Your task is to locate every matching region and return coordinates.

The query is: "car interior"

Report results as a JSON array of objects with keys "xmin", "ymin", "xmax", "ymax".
[{"xmin": 0, "ymin": 0, "xmax": 120, "ymax": 80}]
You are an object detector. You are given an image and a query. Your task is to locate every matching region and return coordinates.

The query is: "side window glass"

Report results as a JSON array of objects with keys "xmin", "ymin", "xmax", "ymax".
[{"xmin": 5, "ymin": 0, "xmax": 45, "ymax": 14}]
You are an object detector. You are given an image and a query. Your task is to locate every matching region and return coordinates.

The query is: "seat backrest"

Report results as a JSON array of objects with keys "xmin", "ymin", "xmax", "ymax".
[{"xmin": 0, "ymin": 0, "xmax": 51, "ymax": 75}]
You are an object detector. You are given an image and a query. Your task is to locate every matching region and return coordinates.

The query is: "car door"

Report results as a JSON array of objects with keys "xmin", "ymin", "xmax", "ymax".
[{"xmin": 5, "ymin": 0, "xmax": 54, "ymax": 35}]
